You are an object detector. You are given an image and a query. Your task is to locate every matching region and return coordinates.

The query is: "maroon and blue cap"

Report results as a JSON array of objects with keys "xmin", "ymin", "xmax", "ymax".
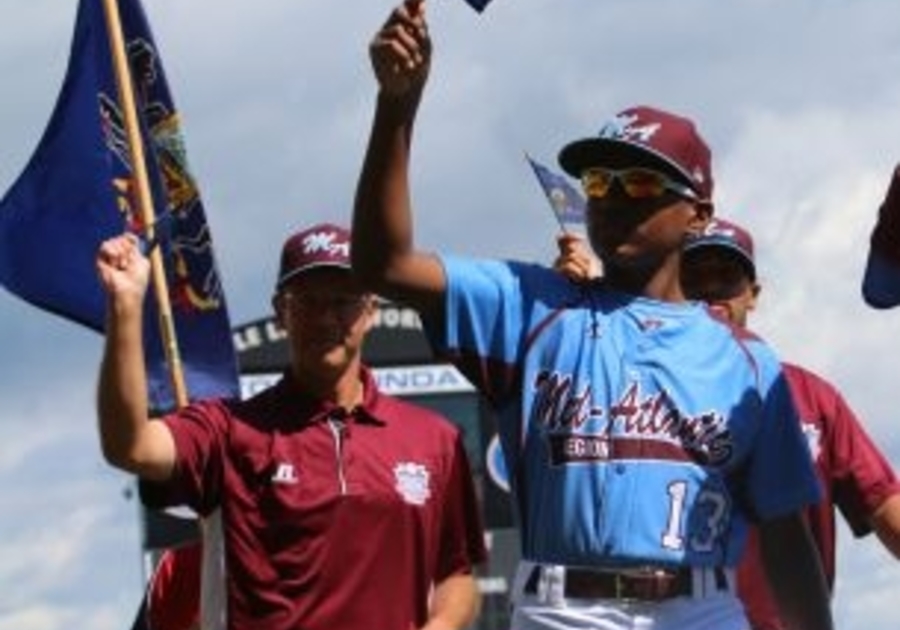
[
  {"xmin": 558, "ymin": 105, "xmax": 714, "ymax": 200},
  {"xmin": 276, "ymin": 222, "xmax": 352, "ymax": 289},
  {"xmin": 683, "ymin": 218, "xmax": 756, "ymax": 279}
]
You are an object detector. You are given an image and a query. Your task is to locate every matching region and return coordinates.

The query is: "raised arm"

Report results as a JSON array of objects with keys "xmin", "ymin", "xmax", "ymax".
[
  {"xmin": 352, "ymin": 0, "xmax": 446, "ymax": 318},
  {"xmin": 95, "ymin": 234, "xmax": 175, "ymax": 481}
]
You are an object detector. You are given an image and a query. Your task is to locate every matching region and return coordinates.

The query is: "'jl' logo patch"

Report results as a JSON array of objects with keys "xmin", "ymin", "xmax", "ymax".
[{"xmin": 393, "ymin": 462, "xmax": 432, "ymax": 506}]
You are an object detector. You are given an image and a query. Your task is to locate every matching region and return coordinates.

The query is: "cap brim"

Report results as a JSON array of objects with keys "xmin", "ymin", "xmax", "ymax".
[
  {"xmin": 276, "ymin": 261, "xmax": 352, "ymax": 288},
  {"xmin": 683, "ymin": 238, "xmax": 756, "ymax": 279},
  {"xmin": 558, "ymin": 137, "xmax": 693, "ymax": 190}
]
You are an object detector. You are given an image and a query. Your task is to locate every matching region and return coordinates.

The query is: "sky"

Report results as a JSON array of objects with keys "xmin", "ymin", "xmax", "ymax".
[{"xmin": 1, "ymin": 0, "xmax": 900, "ymax": 628}]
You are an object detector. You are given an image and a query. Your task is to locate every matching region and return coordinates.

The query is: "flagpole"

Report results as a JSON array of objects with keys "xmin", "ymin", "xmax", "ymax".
[{"xmin": 101, "ymin": 0, "xmax": 189, "ymax": 409}]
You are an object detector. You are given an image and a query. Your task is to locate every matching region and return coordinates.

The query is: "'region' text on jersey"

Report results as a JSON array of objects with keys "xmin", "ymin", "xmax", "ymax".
[{"xmin": 428, "ymin": 255, "xmax": 820, "ymax": 570}]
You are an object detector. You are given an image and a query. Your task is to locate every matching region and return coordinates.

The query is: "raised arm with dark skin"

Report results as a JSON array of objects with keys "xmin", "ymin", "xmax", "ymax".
[
  {"xmin": 352, "ymin": 0, "xmax": 446, "ymax": 321},
  {"xmin": 95, "ymin": 233, "xmax": 176, "ymax": 481},
  {"xmin": 354, "ymin": 12, "xmax": 482, "ymax": 623}
]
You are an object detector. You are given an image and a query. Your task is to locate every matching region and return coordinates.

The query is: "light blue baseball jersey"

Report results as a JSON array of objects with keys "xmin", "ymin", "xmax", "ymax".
[{"xmin": 428, "ymin": 255, "xmax": 821, "ymax": 569}]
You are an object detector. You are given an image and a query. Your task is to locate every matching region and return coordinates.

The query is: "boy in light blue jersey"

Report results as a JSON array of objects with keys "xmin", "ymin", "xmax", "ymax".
[{"xmin": 352, "ymin": 3, "xmax": 834, "ymax": 629}]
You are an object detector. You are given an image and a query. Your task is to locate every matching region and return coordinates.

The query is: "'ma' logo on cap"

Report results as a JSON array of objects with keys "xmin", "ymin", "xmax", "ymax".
[
  {"xmin": 598, "ymin": 112, "xmax": 661, "ymax": 145},
  {"xmin": 691, "ymin": 166, "xmax": 706, "ymax": 187},
  {"xmin": 303, "ymin": 230, "xmax": 349, "ymax": 258}
]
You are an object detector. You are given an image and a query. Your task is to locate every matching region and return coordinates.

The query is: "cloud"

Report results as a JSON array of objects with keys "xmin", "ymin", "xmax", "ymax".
[
  {"xmin": 0, "ymin": 470, "xmax": 140, "ymax": 630},
  {"xmin": 0, "ymin": 606, "xmax": 123, "ymax": 630}
]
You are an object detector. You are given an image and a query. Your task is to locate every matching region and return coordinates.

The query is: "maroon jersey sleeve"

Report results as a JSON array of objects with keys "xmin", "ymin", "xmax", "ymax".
[
  {"xmin": 435, "ymin": 435, "xmax": 488, "ymax": 581},
  {"xmin": 140, "ymin": 400, "xmax": 230, "ymax": 515},
  {"xmin": 738, "ymin": 363, "xmax": 900, "ymax": 630},
  {"xmin": 786, "ymin": 363, "xmax": 900, "ymax": 538}
]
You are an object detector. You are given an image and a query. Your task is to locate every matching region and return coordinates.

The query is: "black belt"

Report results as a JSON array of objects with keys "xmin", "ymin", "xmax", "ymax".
[{"xmin": 524, "ymin": 565, "xmax": 729, "ymax": 601}]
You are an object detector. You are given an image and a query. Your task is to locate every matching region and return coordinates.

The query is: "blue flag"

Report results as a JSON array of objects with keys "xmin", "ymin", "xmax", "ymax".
[
  {"xmin": 526, "ymin": 155, "xmax": 586, "ymax": 226},
  {"xmin": 0, "ymin": 0, "xmax": 239, "ymax": 411},
  {"xmin": 461, "ymin": 0, "xmax": 495, "ymax": 12}
]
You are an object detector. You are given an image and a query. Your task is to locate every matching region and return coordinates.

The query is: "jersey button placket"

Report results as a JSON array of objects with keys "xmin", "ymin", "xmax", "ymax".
[{"xmin": 328, "ymin": 412, "xmax": 349, "ymax": 495}]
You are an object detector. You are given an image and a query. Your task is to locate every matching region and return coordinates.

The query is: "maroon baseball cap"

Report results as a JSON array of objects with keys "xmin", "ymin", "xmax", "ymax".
[
  {"xmin": 276, "ymin": 222, "xmax": 352, "ymax": 288},
  {"xmin": 683, "ymin": 218, "xmax": 756, "ymax": 279},
  {"xmin": 558, "ymin": 105, "xmax": 713, "ymax": 199}
]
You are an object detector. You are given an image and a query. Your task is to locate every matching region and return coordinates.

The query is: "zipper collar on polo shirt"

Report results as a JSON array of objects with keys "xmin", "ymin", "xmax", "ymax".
[{"xmin": 271, "ymin": 366, "xmax": 389, "ymax": 428}]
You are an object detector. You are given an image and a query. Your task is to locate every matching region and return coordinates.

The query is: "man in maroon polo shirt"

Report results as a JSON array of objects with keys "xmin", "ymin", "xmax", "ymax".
[
  {"xmin": 96, "ymin": 222, "xmax": 486, "ymax": 630},
  {"xmin": 681, "ymin": 218, "xmax": 900, "ymax": 630}
]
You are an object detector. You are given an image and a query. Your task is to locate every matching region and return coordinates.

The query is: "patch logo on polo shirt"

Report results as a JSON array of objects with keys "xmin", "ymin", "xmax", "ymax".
[
  {"xmin": 271, "ymin": 462, "xmax": 299, "ymax": 484},
  {"xmin": 801, "ymin": 421, "xmax": 822, "ymax": 462},
  {"xmin": 393, "ymin": 462, "xmax": 432, "ymax": 506}
]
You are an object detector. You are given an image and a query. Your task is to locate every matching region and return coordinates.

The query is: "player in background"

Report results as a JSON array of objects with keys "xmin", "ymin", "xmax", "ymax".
[
  {"xmin": 863, "ymin": 165, "xmax": 900, "ymax": 308},
  {"xmin": 556, "ymin": 218, "xmax": 900, "ymax": 629},
  {"xmin": 681, "ymin": 218, "xmax": 900, "ymax": 629},
  {"xmin": 96, "ymin": 221, "xmax": 486, "ymax": 630},
  {"xmin": 351, "ymin": 2, "xmax": 833, "ymax": 629}
]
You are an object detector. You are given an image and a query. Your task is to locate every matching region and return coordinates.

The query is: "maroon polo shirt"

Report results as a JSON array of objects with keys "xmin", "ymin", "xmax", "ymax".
[
  {"xmin": 736, "ymin": 363, "xmax": 900, "ymax": 630},
  {"xmin": 141, "ymin": 367, "xmax": 486, "ymax": 630}
]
